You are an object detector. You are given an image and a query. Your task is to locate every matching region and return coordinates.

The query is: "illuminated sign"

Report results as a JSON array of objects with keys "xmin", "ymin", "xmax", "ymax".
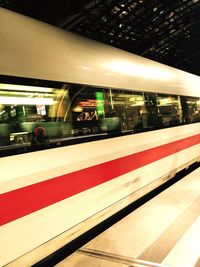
[
  {"xmin": 79, "ymin": 99, "xmax": 96, "ymax": 107},
  {"xmin": 95, "ymin": 92, "xmax": 104, "ymax": 116}
]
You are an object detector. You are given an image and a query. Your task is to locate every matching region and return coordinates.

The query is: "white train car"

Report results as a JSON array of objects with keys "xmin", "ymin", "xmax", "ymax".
[{"xmin": 0, "ymin": 8, "xmax": 200, "ymax": 266}]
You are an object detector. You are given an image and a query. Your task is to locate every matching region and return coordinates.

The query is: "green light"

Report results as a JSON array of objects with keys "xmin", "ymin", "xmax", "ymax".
[{"xmin": 95, "ymin": 92, "xmax": 104, "ymax": 116}]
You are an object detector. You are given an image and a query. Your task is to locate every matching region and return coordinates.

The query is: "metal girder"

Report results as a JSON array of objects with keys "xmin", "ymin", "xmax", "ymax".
[{"xmin": 2, "ymin": 0, "xmax": 200, "ymax": 75}]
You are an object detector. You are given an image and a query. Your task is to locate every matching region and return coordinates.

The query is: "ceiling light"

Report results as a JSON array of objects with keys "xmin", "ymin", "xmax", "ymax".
[
  {"xmin": 0, "ymin": 96, "xmax": 54, "ymax": 105},
  {"xmin": 0, "ymin": 84, "xmax": 54, "ymax": 93}
]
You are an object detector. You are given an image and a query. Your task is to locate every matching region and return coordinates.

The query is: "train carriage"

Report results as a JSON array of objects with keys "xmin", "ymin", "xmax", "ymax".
[{"xmin": 0, "ymin": 8, "xmax": 200, "ymax": 266}]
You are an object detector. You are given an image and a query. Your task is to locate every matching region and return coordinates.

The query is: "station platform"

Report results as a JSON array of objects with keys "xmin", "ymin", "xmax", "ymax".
[{"xmin": 56, "ymin": 167, "xmax": 200, "ymax": 267}]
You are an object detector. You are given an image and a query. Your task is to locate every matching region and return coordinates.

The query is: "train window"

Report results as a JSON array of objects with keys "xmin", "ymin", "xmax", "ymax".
[
  {"xmin": 0, "ymin": 76, "xmax": 199, "ymax": 157},
  {"xmin": 156, "ymin": 94, "xmax": 183, "ymax": 126},
  {"xmin": 185, "ymin": 97, "xmax": 200, "ymax": 123},
  {"xmin": 0, "ymin": 82, "xmax": 116, "ymax": 156},
  {"xmin": 106, "ymin": 89, "xmax": 147, "ymax": 133},
  {"xmin": 0, "ymin": 83, "xmax": 73, "ymax": 153},
  {"xmin": 144, "ymin": 93, "xmax": 161, "ymax": 130},
  {"xmin": 68, "ymin": 85, "xmax": 107, "ymax": 136}
]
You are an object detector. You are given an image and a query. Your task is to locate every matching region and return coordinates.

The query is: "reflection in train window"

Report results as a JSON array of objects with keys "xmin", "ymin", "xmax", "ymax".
[
  {"xmin": 185, "ymin": 97, "xmax": 200, "ymax": 123},
  {"xmin": 106, "ymin": 90, "xmax": 147, "ymax": 133},
  {"xmin": 0, "ymin": 83, "xmax": 72, "ymax": 150},
  {"xmin": 0, "ymin": 80, "xmax": 199, "ymax": 157},
  {"xmin": 157, "ymin": 94, "xmax": 182, "ymax": 126},
  {"xmin": 68, "ymin": 86, "xmax": 107, "ymax": 136}
]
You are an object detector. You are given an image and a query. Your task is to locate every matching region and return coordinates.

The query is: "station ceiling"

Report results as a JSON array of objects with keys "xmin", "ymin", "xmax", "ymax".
[{"xmin": 1, "ymin": 0, "xmax": 200, "ymax": 76}]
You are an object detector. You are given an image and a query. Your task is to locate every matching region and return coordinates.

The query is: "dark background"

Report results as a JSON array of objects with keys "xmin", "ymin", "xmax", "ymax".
[{"xmin": 1, "ymin": 0, "xmax": 200, "ymax": 75}]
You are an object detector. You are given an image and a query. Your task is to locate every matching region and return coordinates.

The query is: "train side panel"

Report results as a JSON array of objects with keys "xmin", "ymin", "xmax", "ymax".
[
  {"xmin": 1, "ymin": 124, "xmax": 200, "ymax": 266},
  {"xmin": 0, "ymin": 8, "xmax": 200, "ymax": 267},
  {"xmin": 0, "ymin": 8, "xmax": 200, "ymax": 97}
]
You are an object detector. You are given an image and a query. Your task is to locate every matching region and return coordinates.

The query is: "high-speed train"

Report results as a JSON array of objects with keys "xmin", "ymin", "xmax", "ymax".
[{"xmin": 0, "ymin": 7, "xmax": 200, "ymax": 266}]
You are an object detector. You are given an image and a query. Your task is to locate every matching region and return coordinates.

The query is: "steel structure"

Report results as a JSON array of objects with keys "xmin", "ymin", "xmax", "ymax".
[{"xmin": 1, "ymin": 0, "xmax": 200, "ymax": 75}]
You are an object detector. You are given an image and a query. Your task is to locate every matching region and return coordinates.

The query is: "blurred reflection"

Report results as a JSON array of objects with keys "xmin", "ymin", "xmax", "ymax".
[
  {"xmin": 185, "ymin": 97, "xmax": 200, "ymax": 123},
  {"xmin": 0, "ymin": 81, "xmax": 199, "ymax": 156},
  {"xmin": 157, "ymin": 94, "xmax": 183, "ymax": 127},
  {"xmin": 32, "ymin": 126, "xmax": 49, "ymax": 148}
]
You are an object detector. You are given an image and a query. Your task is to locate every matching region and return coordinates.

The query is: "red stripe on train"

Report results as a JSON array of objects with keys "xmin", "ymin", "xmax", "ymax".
[{"xmin": 0, "ymin": 134, "xmax": 200, "ymax": 226}]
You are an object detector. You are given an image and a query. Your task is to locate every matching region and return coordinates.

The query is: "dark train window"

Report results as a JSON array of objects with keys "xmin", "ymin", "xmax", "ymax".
[
  {"xmin": 144, "ymin": 92, "xmax": 160, "ymax": 130},
  {"xmin": 0, "ymin": 77, "xmax": 199, "ymax": 157},
  {"xmin": 0, "ymin": 83, "xmax": 70, "ymax": 152},
  {"xmin": 100, "ymin": 89, "xmax": 147, "ymax": 133},
  {"xmin": 68, "ymin": 86, "xmax": 108, "ymax": 136},
  {"xmin": 156, "ymin": 94, "xmax": 183, "ymax": 126},
  {"xmin": 185, "ymin": 97, "xmax": 200, "ymax": 123}
]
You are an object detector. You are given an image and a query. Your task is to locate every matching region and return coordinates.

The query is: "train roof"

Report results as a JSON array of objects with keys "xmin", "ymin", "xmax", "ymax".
[{"xmin": 0, "ymin": 8, "xmax": 200, "ymax": 97}]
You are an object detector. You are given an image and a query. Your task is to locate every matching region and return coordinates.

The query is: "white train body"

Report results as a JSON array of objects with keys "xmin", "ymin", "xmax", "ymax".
[
  {"xmin": 1, "ymin": 8, "xmax": 200, "ymax": 97},
  {"xmin": 0, "ymin": 8, "xmax": 200, "ymax": 266}
]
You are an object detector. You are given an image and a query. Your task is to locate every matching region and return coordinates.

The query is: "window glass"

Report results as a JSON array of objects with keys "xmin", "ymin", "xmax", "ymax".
[
  {"xmin": 68, "ymin": 85, "xmax": 107, "ymax": 136},
  {"xmin": 185, "ymin": 97, "xmax": 200, "ymax": 123},
  {"xmin": 0, "ymin": 83, "xmax": 72, "ymax": 152},
  {"xmin": 144, "ymin": 93, "xmax": 161, "ymax": 130},
  {"xmin": 0, "ymin": 77, "xmax": 199, "ymax": 157},
  {"xmin": 106, "ymin": 89, "xmax": 147, "ymax": 133},
  {"xmin": 157, "ymin": 94, "xmax": 182, "ymax": 126},
  {"xmin": 0, "ymin": 83, "xmax": 109, "ymax": 155}
]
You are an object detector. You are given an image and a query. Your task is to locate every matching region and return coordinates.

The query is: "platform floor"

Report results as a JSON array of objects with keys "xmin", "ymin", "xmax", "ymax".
[{"xmin": 56, "ymin": 167, "xmax": 200, "ymax": 267}]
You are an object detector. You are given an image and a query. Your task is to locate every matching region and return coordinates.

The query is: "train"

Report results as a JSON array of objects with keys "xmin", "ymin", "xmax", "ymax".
[{"xmin": 0, "ymin": 7, "xmax": 200, "ymax": 266}]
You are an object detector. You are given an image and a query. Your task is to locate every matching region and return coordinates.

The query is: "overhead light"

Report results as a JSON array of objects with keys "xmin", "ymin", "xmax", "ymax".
[
  {"xmin": 0, "ymin": 83, "xmax": 54, "ymax": 93},
  {"xmin": 0, "ymin": 96, "xmax": 54, "ymax": 105}
]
